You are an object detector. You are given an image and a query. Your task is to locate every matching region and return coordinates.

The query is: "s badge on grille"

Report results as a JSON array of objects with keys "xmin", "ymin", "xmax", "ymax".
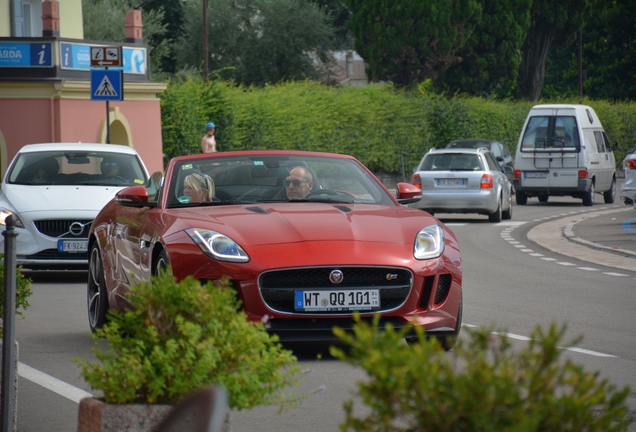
[{"xmin": 329, "ymin": 269, "xmax": 344, "ymax": 284}]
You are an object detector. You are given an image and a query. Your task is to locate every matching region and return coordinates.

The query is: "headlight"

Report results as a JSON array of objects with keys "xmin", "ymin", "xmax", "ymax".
[
  {"xmin": 185, "ymin": 228, "xmax": 249, "ymax": 263},
  {"xmin": 0, "ymin": 209, "xmax": 24, "ymax": 228},
  {"xmin": 414, "ymin": 224, "xmax": 445, "ymax": 260}
]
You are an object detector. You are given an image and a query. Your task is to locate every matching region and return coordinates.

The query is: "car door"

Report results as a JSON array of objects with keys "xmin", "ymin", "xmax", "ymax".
[
  {"xmin": 591, "ymin": 130, "xmax": 612, "ymax": 191},
  {"xmin": 484, "ymin": 151, "xmax": 511, "ymax": 206}
]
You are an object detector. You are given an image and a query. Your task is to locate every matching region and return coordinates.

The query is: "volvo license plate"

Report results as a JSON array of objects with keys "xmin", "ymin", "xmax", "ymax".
[
  {"xmin": 295, "ymin": 289, "xmax": 380, "ymax": 312},
  {"xmin": 58, "ymin": 239, "xmax": 88, "ymax": 253}
]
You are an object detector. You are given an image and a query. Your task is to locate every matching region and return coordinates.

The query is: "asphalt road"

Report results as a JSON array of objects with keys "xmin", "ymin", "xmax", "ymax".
[{"xmin": 11, "ymin": 195, "xmax": 636, "ymax": 432}]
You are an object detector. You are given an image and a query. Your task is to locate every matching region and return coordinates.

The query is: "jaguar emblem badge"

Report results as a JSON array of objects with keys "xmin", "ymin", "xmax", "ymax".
[{"xmin": 329, "ymin": 269, "xmax": 344, "ymax": 284}]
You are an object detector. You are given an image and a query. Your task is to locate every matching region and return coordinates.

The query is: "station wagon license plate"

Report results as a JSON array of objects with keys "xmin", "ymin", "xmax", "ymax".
[
  {"xmin": 436, "ymin": 178, "xmax": 466, "ymax": 186},
  {"xmin": 58, "ymin": 239, "xmax": 88, "ymax": 253},
  {"xmin": 295, "ymin": 289, "xmax": 380, "ymax": 312},
  {"xmin": 524, "ymin": 171, "xmax": 548, "ymax": 179}
]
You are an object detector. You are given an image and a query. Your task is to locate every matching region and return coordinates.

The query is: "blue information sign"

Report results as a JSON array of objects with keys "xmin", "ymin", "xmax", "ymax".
[
  {"xmin": 0, "ymin": 42, "xmax": 53, "ymax": 67},
  {"xmin": 61, "ymin": 42, "xmax": 146, "ymax": 74},
  {"xmin": 91, "ymin": 70, "xmax": 123, "ymax": 101}
]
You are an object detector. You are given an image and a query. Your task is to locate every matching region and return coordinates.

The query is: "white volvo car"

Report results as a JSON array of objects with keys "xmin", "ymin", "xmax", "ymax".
[{"xmin": 0, "ymin": 143, "xmax": 149, "ymax": 270}]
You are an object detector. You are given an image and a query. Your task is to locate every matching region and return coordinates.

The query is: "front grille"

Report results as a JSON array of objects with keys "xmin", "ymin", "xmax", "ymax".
[
  {"xmin": 259, "ymin": 266, "xmax": 412, "ymax": 314},
  {"xmin": 33, "ymin": 220, "xmax": 93, "ymax": 238}
]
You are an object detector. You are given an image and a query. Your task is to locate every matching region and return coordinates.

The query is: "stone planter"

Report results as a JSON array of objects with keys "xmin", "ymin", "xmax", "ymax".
[
  {"xmin": 77, "ymin": 395, "xmax": 231, "ymax": 432},
  {"xmin": 77, "ymin": 397, "xmax": 172, "ymax": 432},
  {"xmin": 0, "ymin": 340, "xmax": 19, "ymax": 432}
]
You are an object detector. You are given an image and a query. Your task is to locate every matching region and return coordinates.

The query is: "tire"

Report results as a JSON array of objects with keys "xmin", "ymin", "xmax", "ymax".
[
  {"xmin": 488, "ymin": 197, "xmax": 502, "ymax": 222},
  {"xmin": 582, "ymin": 181, "xmax": 595, "ymax": 206},
  {"xmin": 515, "ymin": 190, "xmax": 528, "ymax": 205},
  {"xmin": 604, "ymin": 177, "xmax": 616, "ymax": 204},
  {"xmin": 538, "ymin": 194, "xmax": 549, "ymax": 203},
  {"xmin": 502, "ymin": 195, "xmax": 513, "ymax": 220},
  {"xmin": 437, "ymin": 294, "xmax": 463, "ymax": 351},
  {"xmin": 153, "ymin": 249, "xmax": 171, "ymax": 277},
  {"xmin": 87, "ymin": 243, "xmax": 109, "ymax": 333}
]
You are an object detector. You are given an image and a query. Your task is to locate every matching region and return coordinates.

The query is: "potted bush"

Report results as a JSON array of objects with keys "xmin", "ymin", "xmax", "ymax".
[
  {"xmin": 75, "ymin": 273, "xmax": 300, "ymax": 432},
  {"xmin": 0, "ymin": 254, "xmax": 33, "ymax": 432},
  {"xmin": 332, "ymin": 313, "xmax": 633, "ymax": 432},
  {"xmin": 0, "ymin": 254, "xmax": 32, "ymax": 337}
]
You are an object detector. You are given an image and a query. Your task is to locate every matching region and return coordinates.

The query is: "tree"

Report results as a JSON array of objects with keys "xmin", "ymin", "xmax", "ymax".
[
  {"xmin": 516, "ymin": 0, "xmax": 589, "ymax": 101},
  {"xmin": 137, "ymin": 0, "xmax": 185, "ymax": 74},
  {"xmin": 174, "ymin": 0, "xmax": 335, "ymax": 86},
  {"xmin": 435, "ymin": 0, "xmax": 532, "ymax": 98},
  {"xmin": 343, "ymin": 0, "xmax": 482, "ymax": 88},
  {"xmin": 309, "ymin": 0, "xmax": 353, "ymax": 49},
  {"xmin": 82, "ymin": 0, "xmax": 170, "ymax": 79},
  {"xmin": 580, "ymin": 0, "xmax": 636, "ymax": 100}
]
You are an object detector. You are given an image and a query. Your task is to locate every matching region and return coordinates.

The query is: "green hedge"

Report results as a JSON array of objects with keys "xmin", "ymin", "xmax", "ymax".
[{"xmin": 160, "ymin": 79, "xmax": 636, "ymax": 174}]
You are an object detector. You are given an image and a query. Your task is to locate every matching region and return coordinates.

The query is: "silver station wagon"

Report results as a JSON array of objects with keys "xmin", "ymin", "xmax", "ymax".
[{"xmin": 409, "ymin": 147, "xmax": 514, "ymax": 222}]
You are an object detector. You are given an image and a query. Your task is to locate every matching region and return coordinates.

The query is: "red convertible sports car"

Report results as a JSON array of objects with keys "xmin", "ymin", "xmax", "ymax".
[{"xmin": 87, "ymin": 150, "xmax": 463, "ymax": 347}]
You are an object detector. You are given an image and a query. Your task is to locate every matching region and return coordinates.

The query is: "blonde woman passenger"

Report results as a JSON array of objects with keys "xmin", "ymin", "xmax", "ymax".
[{"xmin": 183, "ymin": 172, "xmax": 215, "ymax": 203}]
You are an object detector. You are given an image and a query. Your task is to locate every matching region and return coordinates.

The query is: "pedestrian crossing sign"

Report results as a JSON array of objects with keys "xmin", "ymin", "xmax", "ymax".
[{"xmin": 90, "ymin": 70, "xmax": 123, "ymax": 101}]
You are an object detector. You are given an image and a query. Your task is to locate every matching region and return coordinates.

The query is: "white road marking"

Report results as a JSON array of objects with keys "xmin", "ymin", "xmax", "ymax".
[
  {"xmin": 602, "ymin": 272, "xmax": 628, "ymax": 277},
  {"xmin": 18, "ymin": 362, "xmax": 93, "ymax": 403},
  {"xmin": 577, "ymin": 267, "xmax": 598, "ymax": 271}
]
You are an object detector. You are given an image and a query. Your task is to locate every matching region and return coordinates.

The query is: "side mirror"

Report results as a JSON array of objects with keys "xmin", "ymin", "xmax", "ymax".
[
  {"xmin": 613, "ymin": 141, "xmax": 620, "ymax": 151},
  {"xmin": 395, "ymin": 182, "xmax": 422, "ymax": 205},
  {"xmin": 502, "ymin": 166, "xmax": 513, "ymax": 174},
  {"xmin": 115, "ymin": 185, "xmax": 154, "ymax": 208}
]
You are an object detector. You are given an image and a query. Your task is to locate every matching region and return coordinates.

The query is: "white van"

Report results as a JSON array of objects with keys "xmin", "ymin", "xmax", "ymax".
[{"xmin": 513, "ymin": 104, "xmax": 616, "ymax": 206}]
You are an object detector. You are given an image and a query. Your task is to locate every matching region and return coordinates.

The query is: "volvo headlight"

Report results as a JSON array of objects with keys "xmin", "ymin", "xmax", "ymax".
[
  {"xmin": 414, "ymin": 224, "xmax": 445, "ymax": 260},
  {"xmin": 186, "ymin": 228, "xmax": 249, "ymax": 263},
  {"xmin": 0, "ymin": 209, "xmax": 24, "ymax": 228}
]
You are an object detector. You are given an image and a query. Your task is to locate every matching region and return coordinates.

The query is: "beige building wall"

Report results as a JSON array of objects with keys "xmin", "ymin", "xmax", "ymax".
[
  {"xmin": 59, "ymin": 0, "xmax": 84, "ymax": 39},
  {"xmin": 0, "ymin": 0, "xmax": 83, "ymax": 38},
  {"xmin": 0, "ymin": 0, "xmax": 9, "ymax": 36}
]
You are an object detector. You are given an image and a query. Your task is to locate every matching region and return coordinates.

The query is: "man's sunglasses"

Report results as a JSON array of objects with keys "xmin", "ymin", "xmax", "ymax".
[
  {"xmin": 103, "ymin": 162, "xmax": 117, "ymax": 167},
  {"xmin": 284, "ymin": 179, "xmax": 310, "ymax": 188}
]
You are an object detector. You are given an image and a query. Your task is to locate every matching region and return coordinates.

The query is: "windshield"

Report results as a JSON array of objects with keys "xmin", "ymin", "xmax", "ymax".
[
  {"xmin": 520, "ymin": 115, "xmax": 580, "ymax": 151},
  {"xmin": 8, "ymin": 151, "xmax": 148, "ymax": 186},
  {"xmin": 166, "ymin": 154, "xmax": 394, "ymax": 207}
]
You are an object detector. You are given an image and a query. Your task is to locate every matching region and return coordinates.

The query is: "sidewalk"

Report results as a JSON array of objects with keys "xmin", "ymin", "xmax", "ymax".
[{"xmin": 528, "ymin": 207, "xmax": 636, "ymax": 272}]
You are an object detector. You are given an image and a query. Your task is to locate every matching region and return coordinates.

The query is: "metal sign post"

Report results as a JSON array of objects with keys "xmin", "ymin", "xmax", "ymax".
[
  {"xmin": 90, "ymin": 46, "xmax": 124, "ymax": 144},
  {"xmin": 1, "ymin": 215, "xmax": 18, "ymax": 431}
]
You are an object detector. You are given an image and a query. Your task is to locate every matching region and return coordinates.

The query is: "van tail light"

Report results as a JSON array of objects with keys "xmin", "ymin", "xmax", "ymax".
[
  {"xmin": 578, "ymin": 170, "xmax": 588, "ymax": 179},
  {"xmin": 480, "ymin": 174, "xmax": 493, "ymax": 189},
  {"xmin": 626, "ymin": 159, "xmax": 636, "ymax": 170},
  {"xmin": 513, "ymin": 170, "xmax": 522, "ymax": 179},
  {"xmin": 411, "ymin": 173, "xmax": 422, "ymax": 189}
]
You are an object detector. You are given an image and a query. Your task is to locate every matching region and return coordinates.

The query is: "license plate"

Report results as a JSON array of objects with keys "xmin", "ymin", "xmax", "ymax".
[
  {"xmin": 57, "ymin": 239, "xmax": 88, "ymax": 253},
  {"xmin": 436, "ymin": 178, "xmax": 466, "ymax": 186},
  {"xmin": 524, "ymin": 171, "xmax": 548, "ymax": 179},
  {"xmin": 295, "ymin": 289, "xmax": 380, "ymax": 312}
]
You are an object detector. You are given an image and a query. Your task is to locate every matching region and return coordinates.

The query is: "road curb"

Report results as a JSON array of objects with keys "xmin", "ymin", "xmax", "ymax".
[
  {"xmin": 561, "ymin": 208, "xmax": 636, "ymax": 259},
  {"xmin": 528, "ymin": 207, "xmax": 636, "ymax": 272}
]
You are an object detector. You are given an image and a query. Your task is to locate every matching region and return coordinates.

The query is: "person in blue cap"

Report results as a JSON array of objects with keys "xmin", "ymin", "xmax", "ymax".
[{"xmin": 201, "ymin": 122, "xmax": 217, "ymax": 153}]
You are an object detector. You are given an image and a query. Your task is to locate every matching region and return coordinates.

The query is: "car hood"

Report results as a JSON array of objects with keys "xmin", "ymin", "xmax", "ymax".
[
  {"xmin": 167, "ymin": 203, "xmax": 443, "ymax": 246},
  {"xmin": 1, "ymin": 185, "xmax": 124, "ymax": 213}
]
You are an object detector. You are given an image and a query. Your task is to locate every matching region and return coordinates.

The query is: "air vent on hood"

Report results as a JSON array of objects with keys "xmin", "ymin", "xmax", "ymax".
[
  {"xmin": 334, "ymin": 205, "xmax": 352, "ymax": 213},
  {"xmin": 245, "ymin": 206, "xmax": 270, "ymax": 214}
]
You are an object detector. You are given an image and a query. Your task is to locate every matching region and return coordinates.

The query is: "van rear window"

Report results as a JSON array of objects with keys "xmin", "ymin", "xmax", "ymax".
[{"xmin": 521, "ymin": 116, "xmax": 580, "ymax": 151}]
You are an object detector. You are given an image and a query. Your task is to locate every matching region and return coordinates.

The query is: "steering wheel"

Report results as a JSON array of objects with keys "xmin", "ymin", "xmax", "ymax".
[
  {"xmin": 104, "ymin": 175, "xmax": 128, "ymax": 183},
  {"xmin": 304, "ymin": 189, "xmax": 355, "ymax": 201}
]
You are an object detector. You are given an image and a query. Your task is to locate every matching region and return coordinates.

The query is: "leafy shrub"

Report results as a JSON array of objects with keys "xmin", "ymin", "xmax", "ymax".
[
  {"xmin": 159, "ymin": 79, "xmax": 636, "ymax": 177},
  {"xmin": 76, "ymin": 274, "xmax": 300, "ymax": 409},
  {"xmin": 0, "ymin": 254, "xmax": 32, "ymax": 338},
  {"xmin": 331, "ymin": 314, "xmax": 632, "ymax": 432}
]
